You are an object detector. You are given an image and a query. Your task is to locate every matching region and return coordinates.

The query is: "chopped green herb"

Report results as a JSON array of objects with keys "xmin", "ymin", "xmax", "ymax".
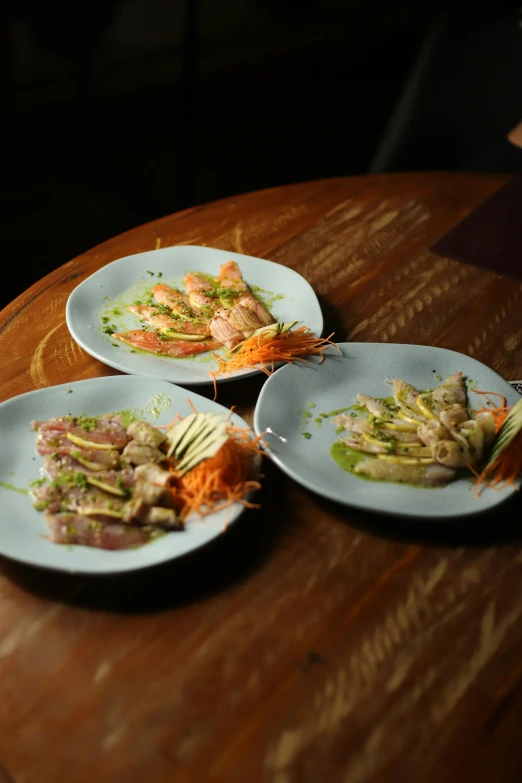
[{"xmin": 302, "ymin": 432, "xmax": 312, "ymax": 439}]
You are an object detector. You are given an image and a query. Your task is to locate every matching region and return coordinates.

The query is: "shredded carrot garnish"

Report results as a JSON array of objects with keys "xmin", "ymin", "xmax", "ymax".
[
  {"xmin": 471, "ymin": 389, "xmax": 507, "ymax": 411},
  {"xmin": 470, "ymin": 389, "xmax": 519, "ymax": 494},
  {"xmin": 474, "ymin": 430, "xmax": 522, "ymax": 494},
  {"xmin": 210, "ymin": 326, "xmax": 339, "ymax": 399},
  {"xmin": 170, "ymin": 424, "xmax": 265, "ymax": 522}
]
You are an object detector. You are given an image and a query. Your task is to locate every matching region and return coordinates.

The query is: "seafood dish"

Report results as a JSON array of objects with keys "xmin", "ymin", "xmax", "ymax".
[
  {"xmin": 113, "ymin": 260, "xmax": 276, "ymax": 357},
  {"xmin": 331, "ymin": 372, "xmax": 496, "ymax": 487},
  {"xmin": 29, "ymin": 408, "xmax": 262, "ymax": 550}
]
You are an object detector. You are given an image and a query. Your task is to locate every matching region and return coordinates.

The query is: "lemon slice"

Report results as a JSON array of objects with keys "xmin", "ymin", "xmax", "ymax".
[
  {"xmin": 66, "ymin": 433, "xmax": 118, "ymax": 450},
  {"xmin": 397, "ymin": 411, "xmax": 421, "ymax": 424},
  {"xmin": 377, "ymin": 455, "xmax": 434, "ymax": 465},
  {"xmin": 77, "ymin": 507, "xmax": 123, "ymax": 518},
  {"xmin": 159, "ymin": 330, "xmax": 207, "ymax": 341},
  {"xmin": 379, "ymin": 422, "xmax": 417, "ymax": 432},
  {"xmin": 86, "ymin": 476, "xmax": 128, "ymax": 497},
  {"xmin": 416, "ymin": 394, "xmax": 437, "ymax": 420},
  {"xmin": 362, "ymin": 433, "xmax": 394, "ymax": 448}
]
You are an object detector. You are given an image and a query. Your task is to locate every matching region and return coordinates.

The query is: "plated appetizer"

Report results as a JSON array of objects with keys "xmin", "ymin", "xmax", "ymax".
[
  {"xmin": 110, "ymin": 259, "xmax": 335, "ymax": 390},
  {"xmin": 331, "ymin": 372, "xmax": 501, "ymax": 488},
  {"xmin": 29, "ymin": 406, "xmax": 263, "ymax": 550}
]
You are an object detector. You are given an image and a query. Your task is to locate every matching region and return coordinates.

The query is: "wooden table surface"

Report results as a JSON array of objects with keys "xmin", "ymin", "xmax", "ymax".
[{"xmin": 2, "ymin": 172, "xmax": 522, "ymax": 783}]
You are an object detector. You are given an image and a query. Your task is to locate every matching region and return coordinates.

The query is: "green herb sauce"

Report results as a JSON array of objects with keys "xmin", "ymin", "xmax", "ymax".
[{"xmin": 0, "ymin": 481, "xmax": 29, "ymax": 495}]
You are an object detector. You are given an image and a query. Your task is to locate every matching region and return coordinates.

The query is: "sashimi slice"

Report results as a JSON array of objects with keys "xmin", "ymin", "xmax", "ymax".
[
  {"xmin": 113, "ymin": 330, "xmax": 219, "ymax": 357},
  {"xmin": 184, "ymin": 271, "xmax": 220, "ymax": 314},
  {"xmin": 152, "ymin": 283, "xmax": 192, "ymax": 312},
  {"xmin": 44, "ymin": 512, "xmax": 158, "ymax": 550},
  {"xmin": 127, "ymin": 305, "xmax": 209, "ymax": 336},
  {"xmin": 355, "ymin": 459, "xmax": 455, "ymax": 486},
  {"xmin": 217, "ymin": 262, "xmax": 274, "ymax": 322}
]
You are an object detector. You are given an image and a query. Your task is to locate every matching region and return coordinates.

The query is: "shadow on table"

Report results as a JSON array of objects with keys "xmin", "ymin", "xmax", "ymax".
[
  {"xmin": 0, "ymin": 459, "xmax": 288, "ymax": 614},
  {"xmin": 312, "ymin": 488, "xmax": 522, "ymax": 549}
]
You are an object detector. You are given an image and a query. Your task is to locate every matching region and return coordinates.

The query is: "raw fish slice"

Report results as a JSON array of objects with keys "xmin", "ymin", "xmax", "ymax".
[
  {"xmin": 31, "ymin": 415, "xmax": 129, "ymax": 449},
  {"xmin": 341, "ymin": 434, "xmax": 430, "ymax": 456},
  {"xmin": 152, "ymin": 283, "xmax": 193, "ymax": 314},
  {"xmin": 432, "ymin": 372, "xmax": 467, "ymax": 408},
  {"xmin": 112, "ymin": 330, "xmax": 219, "ymax": 357},
  {"xmin": 389, "ymin": 379, "xmax": 425, "ymax": 419},
  {"xmin": 227, "ymin": 303, "xmax": 272, "ymax": 336},
  {"xmin": 458, "ymin": 419, "xmax": 485, "ymax": 462},
  {"xmin": 354, "ymin": 459, "xmax": 455, "ymax": 486},
  {"xmin": 217, "ymin": 262, "xmax": 274, "ymax": 321},
  {"xmin": 127, "ymin": 305, "xmax": 209, "ymax": 336},
  {"xmin": 217, "ymin": 261, "xmax": 254, "ymax": 305},
  {"xmin": 184, "ymin": 271, "xmax": 220, "ymax": 314},
  {"xmin": 354, "ymin": 394, "xmax": 409, "ymax": 426},
  {"xmin": 44, "ymin": 512, "xmax": 157, "ymax": 550},
  {"xmin": 335, "ymin": 415, "xmax": 422, "ymax": 443},
  {"xmin": 209, "ymin": 297, "xmax": 276, "ymax": 349}
]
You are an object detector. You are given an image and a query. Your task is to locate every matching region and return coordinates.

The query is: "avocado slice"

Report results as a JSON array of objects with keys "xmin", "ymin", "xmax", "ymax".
[
  {"xmin": 86, "ymin": 476, "xmax": 129, "ymax": 497},
  {"xmin": 165, "ymin": 413, "xmax": 198, "ymax": 458}
]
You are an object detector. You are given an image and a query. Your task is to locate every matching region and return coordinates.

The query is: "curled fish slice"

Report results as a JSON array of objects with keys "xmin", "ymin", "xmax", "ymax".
[
  {"xmin": 217, "ymin": 262, "xmax": 274, "ymax": 320},
  {"xmin": 208, "ymin": 313, "xmax": 245, "ymax": 350},
  {"xmin": 474, "ymin": 411, "xmax": 496, "ymax": 451},
  {"xmin": 388, "ymin": 379, "xmax": 425, "ymax": 420},
  {"xmin": 433, "ymin": 439, "xmax": 471, "ymax": 468},
  {"xmin": 439, "ymin": 403, "xmax": 469, "ymax": 428},
  {"xmin": 417, "ymin": 420, "xmax": 451, "ymax": 450},
  {"xmin": 432, "ymin": 372, "xmax": 467, "ymax": 408},
  {"xmin": 236, "ymin": 297, "xmax": 275, "ymax": 327}
]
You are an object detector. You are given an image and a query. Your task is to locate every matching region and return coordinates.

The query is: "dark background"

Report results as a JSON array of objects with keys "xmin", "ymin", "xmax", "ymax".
[{"xmin": 1, "ymin": 0, "xmax": 521, "ymax": 307}]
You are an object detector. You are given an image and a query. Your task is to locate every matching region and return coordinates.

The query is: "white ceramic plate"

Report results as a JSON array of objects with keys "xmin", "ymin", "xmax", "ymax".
[
  {"xmin": 0, "ymin": 376, "xmax": 258, "ymax": 574},
  {"xmin": 66, "ymin": 245, "xmax": 323, "ymax": 386},
  {"xmin": 253, "ymin": 342, "xmax": 522, "ymax": 519}
]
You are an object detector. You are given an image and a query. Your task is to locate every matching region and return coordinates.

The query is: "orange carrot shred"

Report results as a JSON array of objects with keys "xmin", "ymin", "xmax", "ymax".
[
  {"xmin": 169, "ymin": 423, "xmax": 265, "ymax": 521},
  {"xmin": 209, "ymin": 326, "xmax": 340, "ymax": 400},
  {"xmin": 470, "ymin": 389, "xmax": 520, "ymax": 494}
]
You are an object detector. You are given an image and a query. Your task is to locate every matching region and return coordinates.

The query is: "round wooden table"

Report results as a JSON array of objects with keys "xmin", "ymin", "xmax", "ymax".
[{"xmin": 2, "ymin": 172, "xmax": 522, "ymax": 783}]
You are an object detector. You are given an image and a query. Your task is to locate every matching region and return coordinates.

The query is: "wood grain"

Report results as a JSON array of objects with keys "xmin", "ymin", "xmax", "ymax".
[{"xmin": 2, "ymin": 173, "xmax": 522, "ymax": 783}]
